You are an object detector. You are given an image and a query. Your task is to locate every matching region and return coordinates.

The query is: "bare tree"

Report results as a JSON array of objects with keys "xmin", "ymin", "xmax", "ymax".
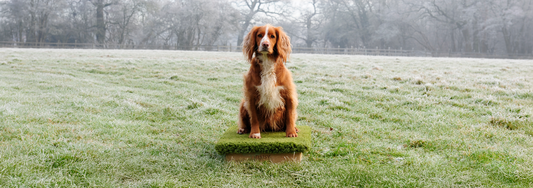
[
  {"xmin": 107, "ymin": 0, "xmax": 143, "ymax": 46},
  {"xmin": 69, "ymin": 0, "xmax": 95, "ymax": 43},
  {"xmin": 234, "ymin": 0, "xmax": 287, "ymax": 46},
  {"xmin": 89, "ymin": 0, "xmax": 115, "ymax": 44},
  {"xmin": 297, "ymin": 0, "xmax": 322, "ymax": 47},
  {"xmin": 0, "ymin": 0, "xmax": 65, "ymax": 45},
  {"xmin": 277, "ymin": 0, "xmax": 324, "ymax": 47},
  {"xmin": 488, "ymin": 0, "xmax": 531, "ymax": 55}
]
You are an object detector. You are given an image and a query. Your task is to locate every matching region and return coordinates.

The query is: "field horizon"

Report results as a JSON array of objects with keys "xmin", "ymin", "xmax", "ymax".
[{"xmin": 1, "ymin": 48, "xmax": 532, "ymax": 187}]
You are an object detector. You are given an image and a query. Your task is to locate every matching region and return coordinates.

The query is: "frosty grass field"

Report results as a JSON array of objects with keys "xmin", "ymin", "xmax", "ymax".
[{"xmin": 0, "ymin": 48, "xmax": 532, "ymax": 187}]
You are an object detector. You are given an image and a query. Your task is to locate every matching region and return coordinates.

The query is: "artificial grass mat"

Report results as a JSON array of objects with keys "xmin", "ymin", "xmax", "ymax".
[{"xmin": 215, "ymin": 126, "xmax": 312, "ymax": 155}]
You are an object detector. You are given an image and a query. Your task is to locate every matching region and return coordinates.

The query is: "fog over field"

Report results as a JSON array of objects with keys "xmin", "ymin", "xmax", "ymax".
[
  {"xmin": 1, "ymin": 0, "xmax": 532, "ymax": 58},
  {"xmin": 0, "ymin": 48, "xmax": 532, "ymax": 187}
]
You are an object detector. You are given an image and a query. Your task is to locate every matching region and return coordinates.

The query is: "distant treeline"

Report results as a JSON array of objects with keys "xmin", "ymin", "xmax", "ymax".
[{"xmin": 0, "ymin": 0, "xmax": 532, "ymax": 58}]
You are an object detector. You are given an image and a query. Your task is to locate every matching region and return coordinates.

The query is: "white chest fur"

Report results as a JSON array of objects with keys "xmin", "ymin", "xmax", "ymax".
[{"xmin": 256, "ymin": 58, "xmax": 284, "ymax": 114}]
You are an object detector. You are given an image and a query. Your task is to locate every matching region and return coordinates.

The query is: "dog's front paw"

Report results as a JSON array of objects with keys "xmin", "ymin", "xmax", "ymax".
[
  {"xmin": 249, "ymin": 132, "xmax": 261, "ymax": 139},
  {"xmin": 286, "ymin": 131, "xmax": 298, "ymax": 138},
  {"xmin": 237, "ymin": 128, "xmax": 246, "ymax": 134}
]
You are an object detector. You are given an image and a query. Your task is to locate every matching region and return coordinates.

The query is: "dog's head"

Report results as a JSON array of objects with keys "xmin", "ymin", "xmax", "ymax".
[{"xmin": 243, "ymin": 24, "xmax": 291, "ymax": 63}]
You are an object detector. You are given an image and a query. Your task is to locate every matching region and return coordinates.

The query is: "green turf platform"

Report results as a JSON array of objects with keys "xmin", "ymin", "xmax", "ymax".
[{"xmin": 215, "ymin": 126, "xmax": 312, "ymax": 155}]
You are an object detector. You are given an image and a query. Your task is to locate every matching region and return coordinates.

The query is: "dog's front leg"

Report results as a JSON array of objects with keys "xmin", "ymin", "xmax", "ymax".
[
  {"xmin": 246, "ymin": 98, "xmax": 262, "ymax": 139},
  {"xmin": 285, "ymin": 93, "xmax": 298, "ymax": 137}
]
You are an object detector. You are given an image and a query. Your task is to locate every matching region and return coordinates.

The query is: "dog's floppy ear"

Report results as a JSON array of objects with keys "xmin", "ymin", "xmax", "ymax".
[
  {"xmin": 275, "ymin": 26, "xmax": 291, "ymax": 63},
  {"xmin": 242, "ymin": 26, "xmax": 259, "ymax": 62}
]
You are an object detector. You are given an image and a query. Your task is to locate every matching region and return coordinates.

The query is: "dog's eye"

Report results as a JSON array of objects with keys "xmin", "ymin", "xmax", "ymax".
[
  {"xmin": 270, "ymin": 35, "xmax": 275, "ymax": 38},
  {"xmin": 258, "ymin": 34, "xmax": 263, "ymax": 38}
]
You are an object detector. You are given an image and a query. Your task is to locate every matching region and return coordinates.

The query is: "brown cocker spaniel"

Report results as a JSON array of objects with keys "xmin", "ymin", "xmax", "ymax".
[{"xmin": 237, "ymin": 24, "xmax": 299, "ymax": 139}]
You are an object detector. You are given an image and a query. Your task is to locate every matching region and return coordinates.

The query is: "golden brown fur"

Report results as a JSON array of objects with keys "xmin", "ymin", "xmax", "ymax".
[{"xmin": 237, "ymin": 24, "xmax": 298, "ymax": 139}]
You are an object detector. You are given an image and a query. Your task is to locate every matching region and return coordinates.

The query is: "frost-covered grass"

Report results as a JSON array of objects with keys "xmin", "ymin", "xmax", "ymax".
[{"xmin": 0, "ymin": 48, "xmax": 532, "ymax": 187}]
